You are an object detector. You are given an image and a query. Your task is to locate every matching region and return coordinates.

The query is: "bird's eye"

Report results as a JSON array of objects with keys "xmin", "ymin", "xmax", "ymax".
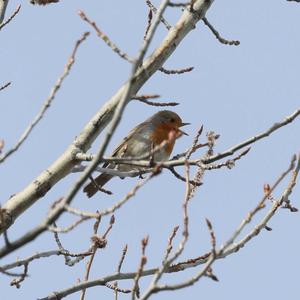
[{"xmin": 170, "ymin": 118, "xmax": 175, "ymax": 122}]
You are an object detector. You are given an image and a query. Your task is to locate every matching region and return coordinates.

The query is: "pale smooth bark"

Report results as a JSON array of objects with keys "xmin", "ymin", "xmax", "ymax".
[
  {"xmin": 0, "ymin": 0, "xmax": 9, "ymax": 24},
  {"xmin": 0, "ymin": 0, "xmax": 214, "ymax": 233}
]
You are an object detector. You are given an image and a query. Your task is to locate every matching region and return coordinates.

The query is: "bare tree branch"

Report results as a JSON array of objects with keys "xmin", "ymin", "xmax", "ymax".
[
  {"xmin": 0, "ymin": 4, "xmax": 20, "ymax": 31},
  {"xmin": 168, "ymin": 2, "xmax": 189, "ymax": 7},
  {"xmin": 2, "ymin": 1, "xmax": 300, "ymax": 299},
  {"xmin": 203, "ymin": 108, "xmax": 300, "ymax": 164},
  {"xmin": 0, "ymin": 0, "xmax": 171, "ymax": 257},
  {"xmin": 0, "ymin": 31, "xmax": 90, "ymax": 164},
  {"xmin": 202, "ymin": 17, "xmax": 240, "ymax": 46},
  {"xmin": 79, "ymin": 11, "xmax": 134, "ymax": 63},
  {"xmin": 133, "ymin": 94, "xmax": 179, "ymax": 106},
  {"xmin": 79, "ymin": 217, "xmax": 102, "ymax": 300},
  {"xmin": 0, "ymin": 249, "xmax": 91, "ymax": 273},
  {"xmin": 0, "ymin": 81, "xmax": 11, "ymax": 91},
  {"xmin": 139, "ymin": 161, "xmax": 193, "ymax": 299},
  {"xmin": 132, "ymin": 236, "xmax": 149, "ymax": 299},
  {"xmin": 146, "ymin": 0, "xmax": 171, "ymax": 30},
  {"xmin": 159, "ymin": 66, "xmax": 194, "ymax": 74},
  {"xmin": 0, "ymin": 0, "xmax": 213, "ymax": 238},
  {"xmin": 30, "ymin": 0, "xmax": 60, "ymax": 5},
  {"xmin": 76, "ymin": 108, "xmax": 300, "ymax": 170},
  {"xmin": 38, "ymin": 152, "xmax": 300, "ymax": 300}
]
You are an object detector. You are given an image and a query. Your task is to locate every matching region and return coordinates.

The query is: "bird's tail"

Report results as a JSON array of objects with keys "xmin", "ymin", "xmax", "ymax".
[{"xmin": 83, "ymin": 173, "xmax": 114, "ymax": 198}]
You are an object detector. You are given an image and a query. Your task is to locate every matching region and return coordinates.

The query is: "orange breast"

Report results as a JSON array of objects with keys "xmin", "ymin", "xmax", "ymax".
[{"xmin": 150, "ymin": 123, "xmax": 176, "ymax": 156}]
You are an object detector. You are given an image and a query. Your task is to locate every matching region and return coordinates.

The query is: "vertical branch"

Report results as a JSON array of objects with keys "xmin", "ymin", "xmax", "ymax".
[
  {"xmin": 140, "ymin": 161, "xmax": 192, "ymax": 300},
  {"xmin": 79, "ymin": 216, "xmax": 101, "ymax": 300},
  {"xmin": 114, "ymin": 244, "xmax": 128, "ymax": 299},
  {"xmin": 132, "ymin": 236, "xmax": 149, "ymax": 299}
]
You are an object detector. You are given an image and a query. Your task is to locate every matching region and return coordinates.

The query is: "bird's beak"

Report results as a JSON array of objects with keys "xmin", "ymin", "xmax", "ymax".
[
  {"xmin": 178, "ymin": 122, "xmax": 190, "ymax": 136},
  {"xmin": 181, "ymin": 122, "xmax": 190, "ymax": 127}
]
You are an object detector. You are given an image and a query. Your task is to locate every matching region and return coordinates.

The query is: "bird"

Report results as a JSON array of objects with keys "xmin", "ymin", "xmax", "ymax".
[{"xmin": 83, "ymin": 110, "xmax": 189, "ymax": 198}]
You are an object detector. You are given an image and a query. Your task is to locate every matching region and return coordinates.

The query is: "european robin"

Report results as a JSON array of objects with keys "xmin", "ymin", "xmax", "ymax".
[{"xmin": 84, "ymin": 110, "xmax": 189, "ymax": 197}]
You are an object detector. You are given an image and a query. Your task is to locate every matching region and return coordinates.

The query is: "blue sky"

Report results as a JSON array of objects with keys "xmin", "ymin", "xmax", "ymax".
[{"xmin": 1, "ymin": 1, "xmax": 300, "ymax": 299}]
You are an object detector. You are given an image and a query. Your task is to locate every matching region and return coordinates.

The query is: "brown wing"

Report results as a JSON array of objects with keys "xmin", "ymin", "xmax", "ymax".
[
  {"xmin": 108, "ymin": 121, "xmax": 148, "ymax": 159},
  {"xmin": 83, "ymin": 173, "xmax": 114, "ymax": 197},
  {"xmin": 100, "ymin": 126, "xmax": 139, "ymax": 168},
  {"xmin": 83, "ymin": 121, "xmax": 149, "ymax": 197}
]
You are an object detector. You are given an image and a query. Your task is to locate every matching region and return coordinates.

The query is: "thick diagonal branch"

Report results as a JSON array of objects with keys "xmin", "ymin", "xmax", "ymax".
[{"xmin": 0, "ymin": 0, "xmax": 214, "ymax": 235}]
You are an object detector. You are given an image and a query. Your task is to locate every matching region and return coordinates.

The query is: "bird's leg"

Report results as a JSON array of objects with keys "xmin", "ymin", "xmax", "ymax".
[
  {"xmin": 139, "ymin": 170, "xmax": 145, "ymax": 179},
  {"xmin": 88, "ymin": 176, "xmax": 113, "ymax": 195},
  {"xmin": 149, "ymin": 142, "xmax": 155, "ymax": 167}
]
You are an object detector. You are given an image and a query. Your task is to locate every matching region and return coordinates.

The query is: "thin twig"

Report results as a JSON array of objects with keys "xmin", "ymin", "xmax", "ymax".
[
  {"xmin": 140, "ymin": 161, "xmax": 192, "ymax": 300},
  {"xmin": 146, "ymin": 0, "xmax": 171, "ymax": 30},
  {"xmin": 80, "ymin": 216, "xmax": 102, "ymax": 300},
  {"xmin": 162, "ymin": 226, "xmax": 179, "ymax": 262},
  {"xmin": 134, "ymin": 97, "xmax": 179, "ymax": 106},
  {"xmin": 132, "ymin": 236, "xmax": 149, "ymax": 299},
  {"xmin": 144, "ymin": 9, "xmax": 153, "ymax": 40},
  {"xmin": 132, "ymin": 94, "xmax": 160, "ymax": 100},
  {"xmin": 72, "ymin": 0, "xmax": 170, "ymax": 230},
  {"xmin": 159, "ymin": 66, "xmax": 194, "ymax": 74},
  {"xmin": 204, "ymin": 147, "xmax": 251, "ymax": 170},
  {"xmin": 72, "ymin": 164, "xmax": 147, "ymax": 179},
  {"xmin": 64, "ymin": 206, "xmax": 100, "ymax": 219},
  {"xmin": 168, "ymin": 2, "xmax": 189, "ymax": 7},
  {"xmin": 220, "ymin": 154, "xmax": 297, "ymax": 254},
  {"xmin": 10, "ymin": 263, "xmax": 28, "ymax": 288},
  {"xmin": 0, "ymin": 81, "xmax": 11, "ymax": 92},
  {"xmin": 0, "ymin": 5, "xmax": 21, "ymax": 31},
  {"xmin": 48, "ymin": 216, "xmax": 90, "ymax": 233},
  {"xmin": 186, "ymin": 126, "xmax": 204, "ymax": 159},
  {"xmin": 66, "ymin": 171, "xmax": 160, "ymax": 220},
  {"xmin": 1, "ymin": 249, "xmax": 92, "ymax": 274},
  {"xmin": 0, "ymin": 268, "xmax": 25, "ymax": 277},
  {"xmin": 37, "ymin": 157, "xmax": 300, "ymax": 300},
  {"xmin": 0, "ymin": 0, "xmax": 213, "ymax": 257},
  {"xmin": 114, "ymin": 244, "xmax": 129, "ymax": 299},
  {"xmin": 97, "ymin": 172, "xmax": 160, "ymax": 217},
  {"xmin": 30, "ymin": 0, "xmax": 59, "ymax": 5},
  {"xmin": 53, "ymin": 224, "xmax": 90, "ymax": 266},
  {"xmin": 205, "ymin": 219, "xmax": 216, "ymax": 255},
  {"xmin": 222, "ymin": 154, "xmax": 300, "ymax": 258},
  {"xmin": 203, "ymin": 108, "xmax": 300, "ymax": 164},
  {"xmin": 0, "ymin": 32, "xmax": 90, "ymax": 164},
  {"xmin": 75, "ymin": 144, "xmax": 248, "ymax": 186},
  {"xmin": 38, "ymin": 154, "xmax": 300, "ymax": 300},
  {"xmin": 105, "ymin": 282, "xmax": 131, "ymax": 294},
  {"xmin": 202, "ymin": 17, "xmax": 240, "ymax": 45},
  {"xmin": 168, "ymin": 166, "xmax": 201, "ymax": 186},
  {"xmin": 79, "ymin": 11, "xmax": 134, "ymax": 63},
  {"xmin": 117, "ymin": 245, "xmax": 128, "ymax": 273},
  {"xmin": 75, "ymin": 112, "xmax": 297, "ymax": 170}
]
